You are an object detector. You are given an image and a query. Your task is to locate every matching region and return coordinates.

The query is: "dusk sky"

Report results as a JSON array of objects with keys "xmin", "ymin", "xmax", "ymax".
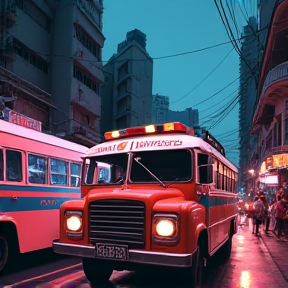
[{"xmin": 100, "ymin": 0, "xmax": 254, "ymax": 167}]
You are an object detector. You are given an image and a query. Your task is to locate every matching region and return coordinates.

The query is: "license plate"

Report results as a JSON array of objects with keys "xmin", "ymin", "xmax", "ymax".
[{"xmin": 95, "ymin": 243, "xmax": 129, "ymax": 260}]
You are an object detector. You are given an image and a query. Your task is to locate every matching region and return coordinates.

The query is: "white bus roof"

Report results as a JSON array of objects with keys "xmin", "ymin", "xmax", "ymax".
[
  {"xmin": 0, "ymin": 120, "xmax": 88, "ymax": 153},
  {"xmin": 85, "ymin": 133, "xmax": 237, "ymax": 172}
]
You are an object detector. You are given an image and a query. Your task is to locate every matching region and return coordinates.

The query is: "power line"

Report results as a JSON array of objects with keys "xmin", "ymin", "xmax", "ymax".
[
  {"xmin": 171, "ymin": 48, "xmax": 234, "ymax": 104},
  {"xmin": 199, "ymin": 89, "xmax": 237, "ymax": 113},
  {"xmin": 190, "ymin": 76, "xmax": 240, "ymax": 108},
  {"xmin": 197, "ymin": 93, "xmax": 239, "ymax": 126},
  {"xmin": 199, "ymin": 90, "xmax": 239, "ymax": 124},
  {"xmin": 214, "ymin": 0, "xmax": 259, "ymax": 85},
  {"xmin": 208, "ymin": 97, "xmax": 239, "ymax": 130}
]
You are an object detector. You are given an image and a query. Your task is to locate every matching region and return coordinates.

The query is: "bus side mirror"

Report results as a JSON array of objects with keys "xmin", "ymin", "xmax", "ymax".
[{"xmin": 198, "ymin": 164, "xmax": 213, "ymax": 184}]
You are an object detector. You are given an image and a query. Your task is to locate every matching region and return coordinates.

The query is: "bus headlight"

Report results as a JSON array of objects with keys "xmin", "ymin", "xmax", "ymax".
[
  {"xmin": 65, "ymin": 211, "xmax": 83, "ymax": 239},
  {"xmin": 156, "ymin": 220, "xmax": 175, "ymax": 237},
  {"xmin": 152, "ymin": 214, "xmax": 179, "ymax": 245}
]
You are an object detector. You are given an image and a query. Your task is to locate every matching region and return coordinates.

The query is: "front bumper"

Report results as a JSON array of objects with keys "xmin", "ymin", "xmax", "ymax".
[{"xmin": 53, "ymin": 240, "xmax": 193, "ymax": 267}]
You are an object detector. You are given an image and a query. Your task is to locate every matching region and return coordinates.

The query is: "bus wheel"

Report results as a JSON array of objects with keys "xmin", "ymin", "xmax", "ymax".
[
  {"xmin": 0, "ymin": 235, "xmax": 9, "ymax": 273},
  {"xmin": 82, "ymin": 258, "xmax": 113, "ymax": 285},
  {"xmin": 219, "ymin": 236, "xmax": 232, "ymax": 263},
  {"xmin": 184, "ymin": 245, "xmax": 204, "ymax": 287}
]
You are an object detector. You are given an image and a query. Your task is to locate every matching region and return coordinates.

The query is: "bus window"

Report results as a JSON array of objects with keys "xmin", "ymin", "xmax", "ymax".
[
  {"xmin": 70, "ymin": 163, "xmax": 81, "ymax": 187},
  {"xmin": 197, "ymin": 153, "xmax": 213, "ymax": 184},
  {"xmin": 50, "ymin": 158, "xmax": 68, "ymax": 186},
  {"xmin": 6, "ymin": 150, "xmax": 22, "ymax": 182},
  {"xmin": 28, "ymin": 154, "xmax": 47, "ymax": 184},
  {"xmin": 0, "ymin": 150, "xmax": 3, "ymax": 181}
]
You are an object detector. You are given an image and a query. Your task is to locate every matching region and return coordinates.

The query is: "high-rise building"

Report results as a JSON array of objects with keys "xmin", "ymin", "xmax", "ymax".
[
  {"xmin": 167, "ymin": 107, "xmax": 199, "ymax": 128},
  {"xmin": 0, "ymin": 0, "xmax": 104, "ymax": 146},
  {"xmin": 151, "ymin": 94, "xmax": 169, "ymax": 124},
  {"xmin": 238, "ymin": 17, "xmax": 260, "ymax": 192},
  {"xmin": 100, "ymin": 29, "xmax": 153, "ymax": 134}
]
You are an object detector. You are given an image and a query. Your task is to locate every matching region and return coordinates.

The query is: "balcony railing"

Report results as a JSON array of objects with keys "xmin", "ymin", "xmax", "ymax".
[
  {"xmin": 71, "ymin": 119, "xmax": 102, "ymax": 145},
  {"xmin": 261, "ymin": 61, "xmax": 288, "ymax": 99},
  {"xmin": 253, "ymin": 61, "xmax": 288, "ymax": 125},
  {"xmin": 55, "ymin": 119, "xmax": 102, "ymax": 146}
]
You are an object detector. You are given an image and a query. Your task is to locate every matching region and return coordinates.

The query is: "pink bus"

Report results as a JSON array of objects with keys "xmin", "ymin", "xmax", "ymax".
[{"xmin": 0, "ymin": 119, "xmax": 88, "ymax": 273}]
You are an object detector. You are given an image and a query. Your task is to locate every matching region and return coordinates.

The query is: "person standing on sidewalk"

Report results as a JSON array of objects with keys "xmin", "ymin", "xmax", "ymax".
[
  {"xmin": 252, "ymin": 196, "xmax": 265, "ymax": 236},
  {"xmin": 260, "ymin": 195, "xmax": 270, "ymax": 233},
  {"xmin": 275, "ymin": 197, "xmax": 288, "ymax": 241}
]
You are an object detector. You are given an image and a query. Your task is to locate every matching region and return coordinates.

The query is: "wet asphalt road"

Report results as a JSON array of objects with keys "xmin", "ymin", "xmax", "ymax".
[{"xmin": 0, "ymin": 216, "xmax": 287, "ymax": 288}]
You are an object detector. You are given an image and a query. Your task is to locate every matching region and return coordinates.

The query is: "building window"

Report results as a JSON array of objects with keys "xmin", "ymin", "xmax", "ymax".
[
  {"xmin": 16, "ymin": 0, "xmax": 51, "ymax": 32},
  {"xmin": 74, "ymin": 24, "xmax": 101, "ymax": 59},
  {"xmin": 14, "ymin": 40, "xmax": 48, "ymax": 73},
  {"xmin": 73, "ymin": 65, "xmax": 100, "ymax": 94},
  {"xmin": 28, "ymin": 154, "xmax": 47, "ymax": 184},
  {"xmin": 6, "ymin": 150, "xmax": 22, "ymax": 182},
  {"xmin": 285, "ymin": 118, "xmax": 288, "ymax": 145},
  {"xmin": 50, "ymin": 158, "xmax": 68, "ymax": 186}
]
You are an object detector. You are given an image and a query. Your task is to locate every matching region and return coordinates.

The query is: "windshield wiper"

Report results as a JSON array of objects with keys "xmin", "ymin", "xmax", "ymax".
[{"xmin": 133, "ymin": 157, "xmax": 167, "ymax": 188}]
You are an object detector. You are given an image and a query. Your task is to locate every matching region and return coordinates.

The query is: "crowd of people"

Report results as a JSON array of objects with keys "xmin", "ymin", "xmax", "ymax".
[{"xmin": 251, "ymin": 181, "xmax": 288, "ymax": 241}]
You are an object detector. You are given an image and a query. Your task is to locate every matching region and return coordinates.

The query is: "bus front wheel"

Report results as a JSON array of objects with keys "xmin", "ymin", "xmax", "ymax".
[
  {"xmin": 82, "ymin": 258, "xmax": 113, "ymax": 285},
  {"xmin": 183, "ymin": 245, "xmax": 204, "ymax": 287}
]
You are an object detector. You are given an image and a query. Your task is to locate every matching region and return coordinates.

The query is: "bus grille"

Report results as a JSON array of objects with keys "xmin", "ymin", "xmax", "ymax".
[{"xmin": 89, "ymin": 199, "xmax": 145, "ymax": 248}]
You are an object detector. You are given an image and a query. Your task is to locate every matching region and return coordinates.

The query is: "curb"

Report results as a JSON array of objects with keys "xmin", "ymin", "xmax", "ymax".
[{"xmin": 260, "ymin": 232, "xmax": 288, "ymax": 283}]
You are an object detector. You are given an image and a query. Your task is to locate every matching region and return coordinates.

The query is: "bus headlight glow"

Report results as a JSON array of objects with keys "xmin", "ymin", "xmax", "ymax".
[
  {"xmin": 65, "ymin": 211, "xmax": 83, "ymax": 238},
  {"xmin": 155, "ymin": 220, "xmax": 175, "ymax": 237},
  {"xmin": 66, "ymin": 215, "xmax": 82, "ymax": 231},
  {"xmin": 153, "ymin": 214, "xmax": 179, "ymax": 245}
]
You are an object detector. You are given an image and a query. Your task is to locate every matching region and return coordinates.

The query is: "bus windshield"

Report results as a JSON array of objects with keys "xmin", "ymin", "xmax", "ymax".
[
  {"xmin": 83, "ymin": 149, "xmax": 192, "ymax": 185},
  {"xmin": 130, "ymin": 149, "xmax": 192, "ymax": 183}
]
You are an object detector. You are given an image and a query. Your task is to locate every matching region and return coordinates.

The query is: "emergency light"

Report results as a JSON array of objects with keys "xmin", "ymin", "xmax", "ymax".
[{"xmin": 104, "ymin": 122, "xmax": 194, "ymax": 141}]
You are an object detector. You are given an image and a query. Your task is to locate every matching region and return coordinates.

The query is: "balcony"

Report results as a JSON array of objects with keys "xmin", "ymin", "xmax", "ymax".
[
  {"xmin": 70, "ymin": 119, "xmax": 102, "ymax": 145},
  {"xmin": 73, "ymin": 45, "xmax": 104, "ymax": 85},
  {"xmin": 0, "ymin": 66, "xmax": 55, "ymax": 109},
  {"xmin": 55, "ymin": 119, "xmax": 102, "ymax": 146},
  {"xmin": 71, "ymin": 78, "xmax": 101, "ymax": 117},
  {"xmin": 252, "ymin": 61, "xmax": 288, "ymax": 131}
]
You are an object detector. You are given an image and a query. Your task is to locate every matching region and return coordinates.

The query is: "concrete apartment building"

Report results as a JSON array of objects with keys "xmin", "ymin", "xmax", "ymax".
[
  {"xmin": 100, "ymin": 29, "xmax": 153, "ymax": 134},
  {"xmin": 0, "ymin": 0, "xmax": 104, "ymax": 146},
  {"xmin": 151, "ymin": 94, "xmax": 169, "ymax": 124},
  {"xmin": 237, "ymin": 0, "xmax": 278, "ymax": 193},
  {"xmin": 250, "ymin": 0, "xmax": 288, "ymax": 197}
]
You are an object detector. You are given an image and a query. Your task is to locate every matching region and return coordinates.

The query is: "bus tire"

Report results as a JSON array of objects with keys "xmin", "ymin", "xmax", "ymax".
[
  {"xmin": 82, "ymin": 258, "xmax": 113, "ymax": 285},
  {"xmin": 0, "ymin": 232, "xmax": 18, "ymax": 274},
  {"xmin": 0, "ymin": 235, "xmax": 9, "ymax": 273},
  {"xmin": 219, "ymin": 236, "xmax": 232, "ymax": 263},
  {"xmin": 184, "ymin": 245, "xmax": 203, "ymax": 287}
]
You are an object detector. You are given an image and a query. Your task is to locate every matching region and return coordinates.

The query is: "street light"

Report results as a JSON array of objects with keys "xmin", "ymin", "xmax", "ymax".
[
  {"xmin": 248, "ymin": 169, "xmax": 255, "ymax": 175},
  {"xmin": 248, "ymin": 169, "xmax": 255, "ymax": 199}
]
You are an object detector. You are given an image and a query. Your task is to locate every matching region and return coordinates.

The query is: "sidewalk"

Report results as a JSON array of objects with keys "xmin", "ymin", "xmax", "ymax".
[
  {"xmin": 260, "ymin": 229, "xmax": 288, "ymax": 282},
  {"xmin": 241, "ymin": 215, "xmax": 288, "ymax": 282}
]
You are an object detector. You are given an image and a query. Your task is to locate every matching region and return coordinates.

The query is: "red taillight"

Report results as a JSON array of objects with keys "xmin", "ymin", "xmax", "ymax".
[{"xmin": 126, "ymin": 127, "xmax": 146, "ymax": 135}]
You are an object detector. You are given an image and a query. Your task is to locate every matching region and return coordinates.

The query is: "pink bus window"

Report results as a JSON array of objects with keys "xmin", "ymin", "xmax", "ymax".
[
  {"xmin": 50, "ymin": 158, "xmax": 68, "ymax": 186},
  {"xmin": 28, "ymin": 154, "xmax": 47, "ymax": 184},
  {"xmin": 6, "ymin": 150, "xmax": 22, "ymax": 182}
]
